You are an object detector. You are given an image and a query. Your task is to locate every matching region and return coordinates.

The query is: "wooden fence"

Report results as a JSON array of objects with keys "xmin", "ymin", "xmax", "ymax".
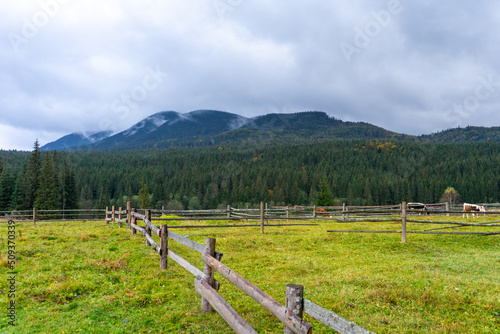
[
  {"xmin": 104, "ymin": 202, "xmax": 500, "ymax": 245},
  {"xmin": 105, "ymin": 202, "xmax": 375, "ymax": 333},
  {"xmin": 1, "ymin": 208, "xmax": 105, "ymax": 225},
  {"xmin": 324, "ymin": 201, "xmax": 500, "ymax": 242}
]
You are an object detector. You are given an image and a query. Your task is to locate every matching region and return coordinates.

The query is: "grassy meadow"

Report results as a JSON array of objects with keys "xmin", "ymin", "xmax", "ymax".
[{"xmin": 0, "ymin": 216, "xmax": 499, "ymax": 333}]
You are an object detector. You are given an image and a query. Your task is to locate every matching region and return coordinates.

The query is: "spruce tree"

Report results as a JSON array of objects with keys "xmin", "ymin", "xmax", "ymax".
[
  {"xmin": 0, "ymin": 170, "xmax": 13, "ymax": 211},
  {"xmin": 138, "ymin": 180, "xmax": 150, "ymax": 209},
  {"xmin": 313, "ymin": 178, "xmax": 334, "ymax": 206},
  {"xmin": 61, "ymin": 158, "xmax": 78, "ymax": 210},
  {"xmin": 19, "ymin": 140, "xmax": 42, "ymax": 209},
  {"xmin": 97, "ymin": 185, "xmax": 110, "ymax": 209},
  {"xmin": 35, "ymin": 152, "xmax": 58, "ymax": 210},
  {"xmin": 79, "ymin": 185, "xmax": 94, "ymax": 210}
]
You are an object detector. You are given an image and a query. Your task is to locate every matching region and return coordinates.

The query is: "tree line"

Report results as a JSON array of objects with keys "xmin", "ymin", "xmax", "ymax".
[
  {"xmin": 0, "ymin": 140, "xmax": 498, "ymax": 211},
  {"xmin": 0, "ymin": 141, "xmax": 77, "ymax": 212}
]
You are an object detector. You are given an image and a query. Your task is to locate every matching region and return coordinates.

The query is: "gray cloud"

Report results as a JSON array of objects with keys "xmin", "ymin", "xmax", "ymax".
[{"xmin": 1, "ymin": 0, "xmax": 499, "ymax": 150}]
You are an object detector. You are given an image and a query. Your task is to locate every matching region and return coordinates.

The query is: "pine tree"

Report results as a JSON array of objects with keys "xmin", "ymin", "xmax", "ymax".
[
  {"xmin": 97, "ymin": 186, "xmax": 110, "ymax": 209},
  {"xmin": 313, "ymin": 178, "xmax": 334, "ymax": 206},
  {"xmin": 52, "ymin": 151, "xmax": 62, "ymax": 206},
  {"xmin": 138, "ymin": 180, "xmax": 150, "ymax": 209},
  {"xmin": 19, "ymin": 140, "xmax": 42, "ymax": 209},
  {"xmin": 61, "ymin": 158, "xmax": 78, "ymax": 210},
  {"xmin": 35, "ymin": 152, "xmax": 58, "ymax": 210},
  {"xmin": 79, "ymin": 185, "xmax": 94, "ymax": 210},
  {"xmin": 0, "ymin": 170, "xmax": 13, "ymax": 211}
]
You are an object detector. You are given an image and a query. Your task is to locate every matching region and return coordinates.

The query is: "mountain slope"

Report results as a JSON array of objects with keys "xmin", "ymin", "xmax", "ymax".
[
  {"xmin": 41, "ymin": 110, "xmax": 500, "ymax": 151},
  {"xmin": 41, "ymin": 131, "xmax": 112, "ymax": 151},
  {"xmin": 419, "ymin": 126, "xmax": 500, "ymax": 143},
  {"xmin": 93, "ymin": 110, "xmax": 249, "ymax": 149}
]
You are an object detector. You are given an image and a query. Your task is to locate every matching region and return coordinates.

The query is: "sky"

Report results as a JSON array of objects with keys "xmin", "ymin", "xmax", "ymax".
[{"xmin": 1, "ymin": 0, "xmax": 500, "ymax": 150}]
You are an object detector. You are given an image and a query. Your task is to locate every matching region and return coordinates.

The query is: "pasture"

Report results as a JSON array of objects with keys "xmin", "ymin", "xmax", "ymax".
[{"xmin": 1, "ymin": 217, "xmax": 499, "ymax": 333}]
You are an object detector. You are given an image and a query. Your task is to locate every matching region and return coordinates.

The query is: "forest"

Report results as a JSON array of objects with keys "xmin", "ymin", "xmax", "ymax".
[{"xmin": 0, "ymin": 140, "xmax": 499, "ymax": 211}]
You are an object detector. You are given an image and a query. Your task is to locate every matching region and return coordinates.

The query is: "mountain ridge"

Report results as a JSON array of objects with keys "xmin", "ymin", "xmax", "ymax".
[{"xmin": 40, "ymin": 110, "xmax": 500, "ymax": 151}]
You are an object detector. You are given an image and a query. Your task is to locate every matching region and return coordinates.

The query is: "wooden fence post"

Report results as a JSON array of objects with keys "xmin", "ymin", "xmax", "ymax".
[
  {"xmin": 201, "ymin": 237, "xmax": 216, "ymax": 313},
  {"xmin": 105, "ymin": 206, "xmax": 109, "ymax": 225},
  {"xmin": 112, "ymin": 206, "xmax": 116, "ymax": 225},
  {"xmin": 160, "ymin": 224, "xmax": 168, "ymax": 270},
  {"xmin": 131, "ymin": 208, "xmax": 137, "ymax": 235},
  {"xmin": 401, "ymin": 201, "xmax": 407, "ymax": 243},
  {"xmin": 445, "ymin": 201, "xmax": 450, "ymax": 217},
  {"xmin": 118, "ymin": 207, "xmax": 123, "ymax": 228},
  {"xmin": 227, "ymin": 205, "xmax": 231, "ymax": 218},
  {"xmin": 145, "ymin": 209, "xmax": 152, "ymax": 247},
  {"xmin": 260, "ymin": 202, "xmax": 265, "ymax": 234},
  {"xmin": 313, "ymin": 205, "xmax": 316, "ymax": 219},
  {"xmin": 286, "ymin": 206, "xmax": 290, "ymax": 222},
  {"xmin": 33, "ymin": 207, "xmax": 36, "ymax": 226},
  {"xmin": 285, "ymin": 284, "xmax": 304, "ymax": 334},
  {"xmin": 246, "ymin": 204, "xmax": 249, "ymax": 224},
  {"xmin": 342, "ymin": 203, "xmax": 346, "ymax": 221},
  {"xmin": 127, "ymin": 201, "xmax": 132, "ymax": 229}
]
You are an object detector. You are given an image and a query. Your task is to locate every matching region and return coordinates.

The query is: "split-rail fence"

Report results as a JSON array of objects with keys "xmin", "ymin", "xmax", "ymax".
[{"xmin": 104, "ymin": 202, "xmax": 375, "ymax": 334}]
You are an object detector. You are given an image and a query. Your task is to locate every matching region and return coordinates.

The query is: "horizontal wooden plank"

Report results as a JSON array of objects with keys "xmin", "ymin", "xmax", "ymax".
[
  {"xmin": 203, "ymin": 253, "xmax": 312, "ymax": 334},
  {"xmin": 131, "ymin": 223, "xmax": 161, "ymax": 254},
  {"xmin": 168, "ymin": 230, "xmax": 204, "ymax": 253},
  {"xmin": 167, "ymin": 230, "xmax": 223, "ymax": 260},
  {"xmin": 194, "ymin": 276, "xmax": 257, "ymax": 334},
  {"xmin": 328, "ymin": 230, "xmax": 500, "ymax": 236},
  {"xmin": 167, "ymin": 249, "xmax": 205, "ymax": 279},
  {"xmin": 328, "ymin": 230, "xmax": 401, "ymax": 234},
  {"xmin": 131, "ymin": 211, "xmax": 146, "ymax": 220},
  {"xmin": 303, "ymin": 299, "xmax": 375, "ymax": 334},
  {"xmin": 144, "ymin": 218, "xmax": 160, "ymax": 236}
]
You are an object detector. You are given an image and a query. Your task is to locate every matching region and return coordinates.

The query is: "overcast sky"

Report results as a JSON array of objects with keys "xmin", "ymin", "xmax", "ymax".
[{"xmin": 1, "ymin": 0, "xmax": 500, "ymax": 150}]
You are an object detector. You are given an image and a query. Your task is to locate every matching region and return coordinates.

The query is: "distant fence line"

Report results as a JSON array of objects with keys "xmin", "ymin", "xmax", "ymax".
[
  {"xmin": 103, "ymin": 202, "xmax": 500, "ymax": 242},
  {"xmin": 3, "ymin": 202, "xmax": 499, "ymax": 241},
  {"xmin": 0, "ymin": 208, "xmax": 104, "ymax": 224}
]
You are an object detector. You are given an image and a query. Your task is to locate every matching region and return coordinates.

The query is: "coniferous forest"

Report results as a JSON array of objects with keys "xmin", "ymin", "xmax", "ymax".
[{"xmin": 0, "ymin": 140, "xmax": 499, "ymax": 211}]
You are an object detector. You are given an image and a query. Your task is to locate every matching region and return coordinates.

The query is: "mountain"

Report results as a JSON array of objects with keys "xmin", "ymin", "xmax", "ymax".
[
  {"xmin": 41, "ymin": 110, "xmax": 500, "ymax": 151},
  {"xmin": 90, "ymin": 110, "xmax": 408, "ymax": 150},
  {"xmin": 41, "ymin": 130, "xmax": 112, "ymax": 151},
  {"xmin": 418, "ymin": 126, "xmax": 500, "ymax": 143},
  {"xmin": 92, "ymin": 110, "xmax": 249, "ymax": 150}
]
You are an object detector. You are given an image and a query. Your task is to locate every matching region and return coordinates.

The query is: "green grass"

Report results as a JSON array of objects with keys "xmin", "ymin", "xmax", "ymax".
[{"xmin": 0, "ymin": 216, "xmax": 499, "ymax": 333}]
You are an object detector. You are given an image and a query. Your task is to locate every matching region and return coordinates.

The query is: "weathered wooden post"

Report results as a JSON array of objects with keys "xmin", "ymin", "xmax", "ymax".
[
  {"xmin": 160, "ymin": 224, "xmax": 168, "ymax": 270},
  {"xmin": 33, "ymin": 207, "xmax": 36, "ymax": 226},
  {"xmin": 227, "ymin": 205, "xmax": 231, "ymax": 218},
  {"xmin": 131, "ymin": 208, "xmax": 137, "ymax": 235},
  {"xmin": 246, "ymin": 204, "xmax": 249, "ymax": 224},
  {"xmin": 112, "ymin": 206, "xmax": 116, "ymax": 226},
  {"xmin": 118, "ymin": 207, "xmax": 123, "ymax": 228},
  {"xmin": 126, "ymin": 201, "xmax": 132, "ymax": 229},
  {"xmin": 401, "ymin": 201, "xmax": 407, "ymax": 243},
  {"xmin": 285, "ymin": 284, "xmax": 305, "ymax": 334},
  {"xmin": 342, "ymin": 203, "xmax": 346, "ymax": 221},
  {"xmin": 286, "ymin": 206, "xmax": 290, "ymax": 222},
  {"xmin": 201, "ymin": 237, "xmax": 216, "ymax": 312},
  {"xmin": 105, "ymin": 206, "xmax": 109, "ymax": 225},
  {"xmin": 260, "ymin": 202, "xmax": 265, "ymax": 234},
  {"xmin": 445, "ymin": 201, "xmax": 450, "ymax": 217},
  {"xmin": 145, "ymin": 209, "xmax": 152, "ymax": 247},
  {"xmin": 313, "ymin": 205, "xmax": 316, "ymax": 219}
]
